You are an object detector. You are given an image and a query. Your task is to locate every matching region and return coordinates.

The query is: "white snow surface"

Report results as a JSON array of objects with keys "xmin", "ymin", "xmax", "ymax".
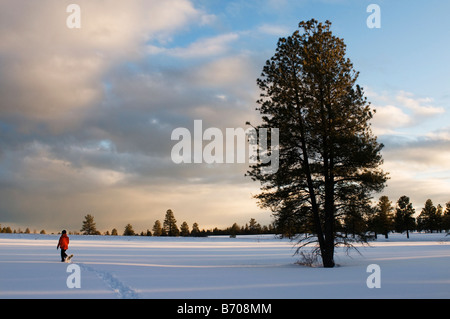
[{"xmin": 0, "ymin": 233, "xmax": 449, "ymax": 299}]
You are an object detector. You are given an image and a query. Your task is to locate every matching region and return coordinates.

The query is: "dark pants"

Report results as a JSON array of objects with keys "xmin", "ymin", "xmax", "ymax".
[{"xmin": 61, "ymin": 249, "xmax": 68, "ymax": 262}]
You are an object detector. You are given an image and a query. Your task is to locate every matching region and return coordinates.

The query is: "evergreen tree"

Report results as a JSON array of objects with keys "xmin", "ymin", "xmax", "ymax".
[
  {"xmin": 123, "ymin": 223, "xmax": 135, "ymax": 236},
  {"xmin": 152, "ymin": 220, "xmax": 162, "ymax": 236},
  {"xmin": 274, "ymin": 204, "xmax": 313, "ymax": 238},
  {"xmin": 342, "ymin": 203, "xmax": 369, "ymax": 239},
  {"xmin": 163, "ymin": 209, "xmax": 179, "ymax": 236},
  {"xmin": 394, "ymin": 195, "xmax": 416, "ymax": 238},
  {"xmin": 247, "ymin": 19, "xmax": 387, "ymax": 267},
  {"xmin": 81, "ymin": 214, "xmax": 99, "ymax": 235},
  {"xmin": 417, "ymin": 199, "xmax": 441, "ymax": 233},
  {"xmin": 371, "ymin": 196, "xmax": 394, "ymax": 239},
  {"xmin": 111, "ymin": 228, "xmax": 118, "ymax": 236},
  {"xmin": 443, "ymin": 202, "xmax": 450, "ymax": 233},
  {"xmin": 229, "ymin": 223, "xmax": 240, "ymax": 238},
  {"xmin": 180, "ymin": 222, "xmax": 190, "ymax": 236},
  {"xmin": 436, "ymin": 204, "xmax": 444, "ymax": 232},
  {"xmin": 191, "ymin": 222, "xmax": 201, "ymax": 237},
  {"xmin": 248, "ymin": 218, "xmax": 262, "ymax": 234}
]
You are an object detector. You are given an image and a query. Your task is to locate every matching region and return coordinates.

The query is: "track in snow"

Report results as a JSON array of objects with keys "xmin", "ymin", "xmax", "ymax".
[{"xmin": 79, "ymin": 263, "xmax": 140, "ymax": 299}]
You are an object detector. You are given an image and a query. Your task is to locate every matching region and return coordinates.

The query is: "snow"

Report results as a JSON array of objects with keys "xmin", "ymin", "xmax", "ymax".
[{"xmin": 0, "ymin": 233, "xmax": 449, "ymax": 299}]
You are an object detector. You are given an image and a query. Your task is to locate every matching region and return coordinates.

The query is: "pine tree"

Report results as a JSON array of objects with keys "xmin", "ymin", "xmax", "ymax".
[
  {"xmin": 370, "ymin": 196, "xmax": 394, "ymax": 239},
  {"xmin": 152, "ymin": 220, "xmax": 162, "ymax": 236},
  {"xmin": 443, "ymin": 202, "xmax": 450, "ymax": 233},
  {"xmin": 191, "ymin": 222, "xmax": 201, "ymax": 237},
  {"xmin": 81, "ymin": 214, "xmax": 99, "ymax": 235},
  {"xmin": 417, "ymin": 199, "xmax": 440, "ymax": 233},
  {"xmin": 394, "ymin": 195, "xmax": 416, "ymax": 238},
  {"xmin": 111, "ymin": 228, "xmax": 118, "ymax": 236},
  {"xmin": 247, "ymin": 19, "xmax": 387, "ymax": 267},
  {"xmin": 229, "ymin": 223, "xmax": 240, "ymax": 238},
  {"xmin": 342, "ymin": 203, "xmax": 369, "ymax": 238},
  {"xmin": 163, "ymin": 209, "xmax": 179, "ymax": 236},
  {"xmin": 247, "ymin": 218, "xmax": 261, "ymax": 234},
  {"xmin": 123, "ymin": 224, "xmax": 135, "ymax": 236},
  {"xmin": 180, "ymin": 222, "xmax": 190, "ymax": 236},
  {"xmin": 436, "ymin": 204, "xmax": 444, "ymax": 232}
]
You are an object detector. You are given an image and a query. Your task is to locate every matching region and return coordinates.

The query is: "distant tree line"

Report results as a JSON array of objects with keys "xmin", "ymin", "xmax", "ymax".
[
  {"xmin": 3, "ymin": 199, "xmax": 449, "ymax": 238},
  {"xmin": 77, "ymin": 210, "xmax": 275, "ymax": 237},
  {"xmin": 0, "ymin": 226, "xmax": 46, "ymax": 234},
  {"xmin": 276, "ymin": 196, "xmax": 450, "ymax": 239}
]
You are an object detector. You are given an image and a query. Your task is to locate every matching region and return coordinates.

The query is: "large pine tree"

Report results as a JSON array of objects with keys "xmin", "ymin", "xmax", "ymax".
[{"xmin": 247, "ymin": 19, "xmax": 387, "ymax": 267}]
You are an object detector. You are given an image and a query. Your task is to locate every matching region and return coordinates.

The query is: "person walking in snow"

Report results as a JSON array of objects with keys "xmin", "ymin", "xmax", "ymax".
[{"xmin": 57, "ymin": 230, "xmax": 70, "ymax": 262}]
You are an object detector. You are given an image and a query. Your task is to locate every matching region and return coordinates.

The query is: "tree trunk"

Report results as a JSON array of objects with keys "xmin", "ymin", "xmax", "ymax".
[{"xmin": 322, "ymin": 241, "xmax": 335, "ymax": 268}]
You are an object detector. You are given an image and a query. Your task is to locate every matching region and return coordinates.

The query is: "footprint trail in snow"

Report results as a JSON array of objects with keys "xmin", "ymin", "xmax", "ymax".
[{"xmin": 79, "ymin": 263, "xmax": 139, "ymax": 299}]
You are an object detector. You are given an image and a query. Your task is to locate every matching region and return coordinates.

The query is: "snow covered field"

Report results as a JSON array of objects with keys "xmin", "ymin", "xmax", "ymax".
[{"xmin": 0, "ymin": 233, "xmax": 449, "ymax": 299}]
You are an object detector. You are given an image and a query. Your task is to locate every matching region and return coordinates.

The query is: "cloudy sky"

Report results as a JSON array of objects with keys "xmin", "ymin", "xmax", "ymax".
[{"xmin": 1, "ymin": 0, "xmax": 449, "ymax": 233}]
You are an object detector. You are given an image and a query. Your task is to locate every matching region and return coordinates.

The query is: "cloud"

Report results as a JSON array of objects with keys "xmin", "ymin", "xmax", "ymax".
[
  {"xmin": 379, "ymin": 146, "xmax": 450, "ymax": 214},
  {"xmin": 0, "ymin": 0, "xmax": 209, "ymax": 131},
  {"xmin": 379, "ymin": 159, "xmax": 450, "ymax": 212},
  {"xmin": 371, "ymin": 104, "xmax": 412, "ymax": 135},
  {"xmin": 426, "ymin": 127, "xmax": 450, "ymax": 142},
  {"xmin": 380, "ymin": 132, "xmax": 450, "ymax": 209},
  {"xmin": 395, "ymin": 91, "xmax": 445, "ymax": 117},
  {"xmin": 368, "ymin": 88, "xmax": 450, "ymax": 210},
  {"xmin": 192, "ymin": 55, "xmax": 256, "ymax": 89},
  {"xmin": 147, "ymin": 33, "xmax": 239, "ymax": 59},
  {"xmin": 370, "ymin": 90, "xmax": 445, "ymax": 135},
  {"xmin": 257, "ymin": 24, "xmax": 291, "ymax": 36}
]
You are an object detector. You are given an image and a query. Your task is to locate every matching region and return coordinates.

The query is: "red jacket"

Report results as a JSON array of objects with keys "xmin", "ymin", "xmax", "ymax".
[{"xmin": 58, "ymin": 234, "xmax": 69, "ymax": 250}]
